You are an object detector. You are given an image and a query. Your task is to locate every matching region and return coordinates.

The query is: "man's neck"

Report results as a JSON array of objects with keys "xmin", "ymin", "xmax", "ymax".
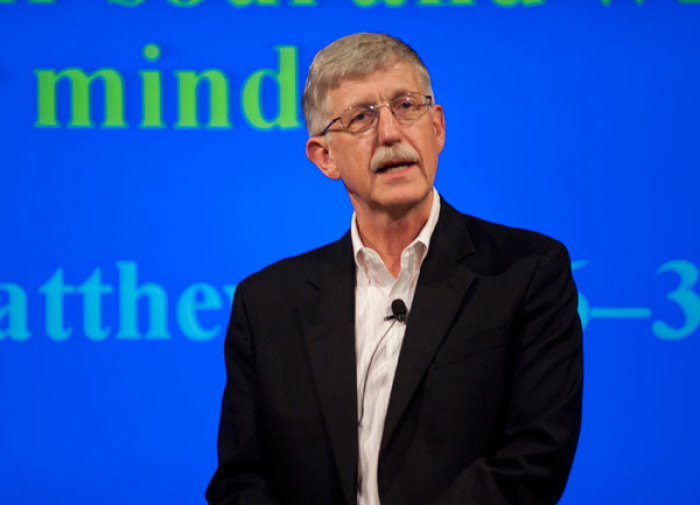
[{"xmin": 353, "ymin": 191, "xmax": 434, "ymax": 278}]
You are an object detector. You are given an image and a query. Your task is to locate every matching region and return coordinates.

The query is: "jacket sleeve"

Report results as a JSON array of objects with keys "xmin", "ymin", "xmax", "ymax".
[
  {"xmin": 430, "ymin": 241, "xmax": 583, "ymax": 505},
  {"xmin": 206, "ymin": 281, "xmax": 282, "ymax": 505}
]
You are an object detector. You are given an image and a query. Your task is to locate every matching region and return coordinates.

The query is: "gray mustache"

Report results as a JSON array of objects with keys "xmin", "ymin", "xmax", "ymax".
[{"xmin": 371, "ymin": 145, "xmax": 419, "ymax": 172}]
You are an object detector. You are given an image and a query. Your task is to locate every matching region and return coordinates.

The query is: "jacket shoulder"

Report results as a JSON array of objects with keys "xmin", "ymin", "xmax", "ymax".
[
  {"xmin": 439, "ymin": 203, "xmax": 571, "ymax": 273},
  {"xmin": 466, "ymin": 214, "xmax": 567, "ymax": 255},
  {"xmin": 236, "ymin": 234, "xmax": 351, "ymax": 297}
]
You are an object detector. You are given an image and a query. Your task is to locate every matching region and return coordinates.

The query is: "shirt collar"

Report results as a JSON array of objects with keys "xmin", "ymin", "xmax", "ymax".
[{"xmin": 351, "ymin": 187, "xmax": 441, "ymax": 275}]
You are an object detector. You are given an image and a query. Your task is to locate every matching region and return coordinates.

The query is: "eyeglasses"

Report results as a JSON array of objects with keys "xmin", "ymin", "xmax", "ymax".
[{"xmin": 318, "ymin": 92, "xmax": 433, "ymax": 136}]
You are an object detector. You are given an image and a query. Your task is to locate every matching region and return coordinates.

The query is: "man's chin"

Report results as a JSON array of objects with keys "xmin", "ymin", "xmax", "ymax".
[{"xmin": 371, "ymin": 188, "xmax": 433, "ymax": 216}]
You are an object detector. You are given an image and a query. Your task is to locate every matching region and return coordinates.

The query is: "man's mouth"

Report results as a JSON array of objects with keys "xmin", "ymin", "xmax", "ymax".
[{"xmin": 375, "ymin": 160, "xmax": 415, "ymax": 174}]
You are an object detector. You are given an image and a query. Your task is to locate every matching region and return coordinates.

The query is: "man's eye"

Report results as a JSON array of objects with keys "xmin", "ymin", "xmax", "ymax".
[
  {"xmin": 353, "ymin": 112, "xmax": 368, "ymax": 122},
  {"xmin": 347, "ymin": 109, "xmax": 373, "ymax": 126},
  {"xmin": 396, "ymin": 99, "xmax": 418, "ymax": 112}
]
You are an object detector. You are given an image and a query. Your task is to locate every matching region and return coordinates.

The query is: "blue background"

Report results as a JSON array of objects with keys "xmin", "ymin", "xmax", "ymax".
[{"xmin": 1, "ymin": 1, "xmax": 699, "ymax": 504}]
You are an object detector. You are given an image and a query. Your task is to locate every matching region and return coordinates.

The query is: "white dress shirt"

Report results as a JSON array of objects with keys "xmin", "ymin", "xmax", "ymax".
[{"xmin": 351, "ymin": 189, "xmax": 441, "ymax": 505}]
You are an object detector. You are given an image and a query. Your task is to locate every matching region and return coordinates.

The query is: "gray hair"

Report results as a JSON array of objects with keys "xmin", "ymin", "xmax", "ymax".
[{"xmin": 302, "ymin": 33, "xmax": 433, "ymax": 136}]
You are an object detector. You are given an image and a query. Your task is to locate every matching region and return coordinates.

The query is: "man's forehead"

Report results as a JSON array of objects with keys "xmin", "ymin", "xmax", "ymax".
[{"xmin": 326, "ymin": 61, "xmax": 423, "ymax": 111}]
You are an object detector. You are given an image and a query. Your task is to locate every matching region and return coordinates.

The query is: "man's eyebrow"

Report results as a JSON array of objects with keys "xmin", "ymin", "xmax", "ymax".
[
  {"xmin": 342, "ymin": 96, "xmax": 376, "ymax": 110},
  {"xmin": 390, "ymin": 89, "xmax": 413, "ymax": 99},
  {"xmin": 343, "ymin": 89, "xmax": 416, "ymax": 110}
]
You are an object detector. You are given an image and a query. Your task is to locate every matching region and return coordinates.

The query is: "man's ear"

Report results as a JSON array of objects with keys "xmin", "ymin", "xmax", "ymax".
[
  {"xmin": 431, "ymin": 104, "xmax": 446, "ymax": 154},
  {"xmin": 306, "ymin": 136, "xmax": 340, "ymax": 180}
]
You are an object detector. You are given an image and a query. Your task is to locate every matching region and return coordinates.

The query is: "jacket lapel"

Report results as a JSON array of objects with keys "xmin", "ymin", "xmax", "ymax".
[
  {"xmin": 381, "ymin": 201, "xmax": 477, "ymax": 453},
  {"xmin": 301, "ymin": 234, "xmax": 358, "ymax": 505}
]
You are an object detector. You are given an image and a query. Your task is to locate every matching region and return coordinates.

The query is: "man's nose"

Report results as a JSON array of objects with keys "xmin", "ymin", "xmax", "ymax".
[{"xmin": 376, "ymin": 105, "xmax": 401, "ymax": 145}]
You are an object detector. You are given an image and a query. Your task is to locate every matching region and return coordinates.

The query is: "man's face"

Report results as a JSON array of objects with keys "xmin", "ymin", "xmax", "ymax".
[{"xmin": 306, "ymin": 61, "xmax": 446, "ymax": 217}]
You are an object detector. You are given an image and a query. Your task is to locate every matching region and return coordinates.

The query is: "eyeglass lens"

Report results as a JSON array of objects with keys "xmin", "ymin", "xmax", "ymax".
[{"xmin": 341, "ymin": 93, "xmax": 430, "ymax": 133}]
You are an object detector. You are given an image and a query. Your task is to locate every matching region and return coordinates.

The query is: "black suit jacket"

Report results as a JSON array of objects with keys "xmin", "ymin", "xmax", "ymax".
[{"xmin": 207, "ymin": 199, "xmax": 583, "ymax": 505}]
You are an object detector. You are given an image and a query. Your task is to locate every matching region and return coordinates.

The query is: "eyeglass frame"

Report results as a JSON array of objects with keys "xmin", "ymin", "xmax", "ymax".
[{"xmin": 316, "ymin": 93, "xmax": 434, "ymax": 137}]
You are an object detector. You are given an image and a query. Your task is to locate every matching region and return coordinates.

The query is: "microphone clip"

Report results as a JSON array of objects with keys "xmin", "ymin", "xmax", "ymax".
[{"xmin": 384, "ymin": 299, "xmax": 408, "ymax": 323}]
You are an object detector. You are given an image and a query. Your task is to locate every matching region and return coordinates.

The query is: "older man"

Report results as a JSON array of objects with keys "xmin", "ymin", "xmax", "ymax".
[{"xmin": 207, "ymin": 33, "xmax": 582, "ymax": 505}]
